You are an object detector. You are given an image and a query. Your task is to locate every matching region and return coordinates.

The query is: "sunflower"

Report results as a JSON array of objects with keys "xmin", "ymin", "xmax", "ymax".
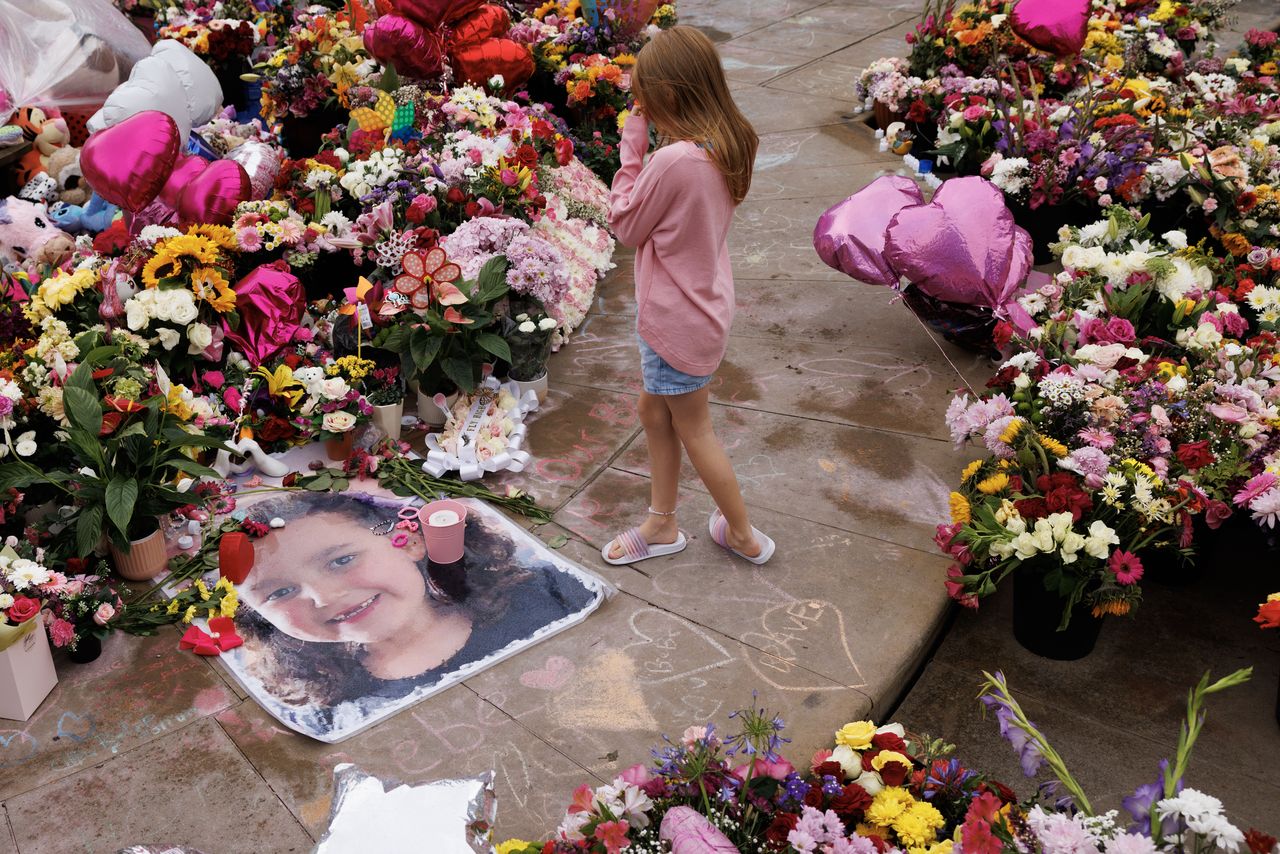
[
  {"xmin": 190, "ymin": 223, "xmax": 238, "ymax": 251},
  {"xmin": 142, "ymin": 250, "xmax": 184, "ymax": 288}
]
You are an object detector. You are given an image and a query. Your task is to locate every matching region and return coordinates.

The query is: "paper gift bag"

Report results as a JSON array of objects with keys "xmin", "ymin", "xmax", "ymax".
[{"xmin": 0, "ymin": 618, "xmax": 58, "ymax": 721}]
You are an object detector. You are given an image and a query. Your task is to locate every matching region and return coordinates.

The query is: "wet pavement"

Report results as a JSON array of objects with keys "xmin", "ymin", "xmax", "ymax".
[{"xmin": 4, "ymin": 1, "xmax": 1278, "ymax": 848}]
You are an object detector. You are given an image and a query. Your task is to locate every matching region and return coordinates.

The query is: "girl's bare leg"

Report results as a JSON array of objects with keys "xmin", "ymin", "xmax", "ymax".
[{"xmin": 608, "ymin": 391, "xmax": 681, "ymax": 559}]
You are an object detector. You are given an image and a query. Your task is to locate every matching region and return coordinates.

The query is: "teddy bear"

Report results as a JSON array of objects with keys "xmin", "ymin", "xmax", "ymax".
[
  {"xmin": 45, "ymin": 146, "xmax": 90, "ymax": 206},
  {"xmin": 12, "ymin": 106, "xmax": 70, "ymax": 186},
  {"xmin": 0, "ymin": 196, "xmax": 75, "ymax": 274}
]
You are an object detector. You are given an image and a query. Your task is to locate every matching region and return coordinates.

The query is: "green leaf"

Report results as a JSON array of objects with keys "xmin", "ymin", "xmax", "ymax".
[
  {"xmin": 475, "ymin": 332, "xmax": 511, "ymax": 363},
  {"xmin": 473, "ymin": 256, "xmax": 510, "ymax": 304},
  {"xmin": 63, "ymin": 385, "xmax": 103, "ymax": 437},
  {"xmin": 440, "ymin": 355, "xmax": 477, "ymax": 392},
  {"xmin": 306, "ymin": 472, "xmax": 334, "ymax": 491},
  {"xmin": 0, "ymin": 463, "xmax": 40, "ymax": 491},
  {"xmin": 409, "ymin": 328, "xmax": 444, "ymax": 373},
  {"xmin": 76, "ymin": 505, "xmax": 104, "ymax": 558},
  {"xmin": 377, "ymin": 323, "xmax": 410, "ymax": 354},
  {"xmin": 105, "ymin": 476, "xmax": 139, "ymax": 538},
  {"xmin": 169, "ymin": 459, "xmax": 221, "ymax": 479},
  {"xmin": 545, "ymin": 533, "xmax": 569, "ymax": 549}
]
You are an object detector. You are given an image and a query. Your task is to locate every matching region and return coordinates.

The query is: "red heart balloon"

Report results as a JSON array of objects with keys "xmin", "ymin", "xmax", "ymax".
[
  {"xmin": 450, "ymin": 38, "xmax": 533, "ymax": 89},
  {"xmin": 176, "ymin": 160, "xmax": 250, "ymax": 225},
  {"xmin": 363, "ymin": 15, "xmax": 445, "ymax": 78},
  {"xmin": 395, "ymin": 0, "xmax": 483, "ymax": 27},
  {"xmin": 159, "ymin": 154, "xmax": 210, "ymax": 210},
  {"xmin": 1009, "ymin": 0, "xmax": 1089, "ymax": 57},
  {"xmin": 80, "ymin": 111, "xmax": 180, "ymax": 213},
  {"xmin": 450, "ymin": 4, "xmax": 510, "ymax": 46}
]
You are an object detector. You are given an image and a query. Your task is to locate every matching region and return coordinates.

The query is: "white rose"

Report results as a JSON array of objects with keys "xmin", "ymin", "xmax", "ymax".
[
  {"xmin": 538, "ymin": 317, "xmax": 557, "ymax": 331},
  {"xmin": 830, "ymin": 745, "xmax": 861, "ymax": 779},
  {"xmin": 854, "ymin": 770, "xmax": 884, "ymax": 796},
  {"xmin": 320, "ymin": 377, "xmax": 350, "ymax": 400},
  {"xmin": 167, "ymin": 290, "xmax": 199, "ymax": 325},
  {"xmin": 125, "ymin": 298, "xmax": 150, "ymax": 331},
  {"xmin": 187, "ymin": 322, "xmax": 213, "ymax": 355},
  {"xmin": 322, "ymin": 411, "xmax": 357, "ymax": 433},
  {"xmin": 517, "ymin": 320, "xmax": 537, "ymax": 333},
  {"xmin": 1162, "ymin": 230, "xmax": 1188, "ymax": 250},
  {"xmin": 156, "ymin": 328, "xmax": 180, "ymax": 350}
]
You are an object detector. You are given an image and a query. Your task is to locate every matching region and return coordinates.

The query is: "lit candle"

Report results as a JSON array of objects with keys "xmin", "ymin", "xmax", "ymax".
[{"xmin": 427, "ymin": 509, "xmax": 460, "ymax": 527}]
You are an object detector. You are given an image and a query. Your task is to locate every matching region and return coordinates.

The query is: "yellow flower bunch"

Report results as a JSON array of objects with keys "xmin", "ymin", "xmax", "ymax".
[
  {"xmin": 976, "ymin": 472, "xmax": 1010, "ymax": 495},
  {"xmin": 24, "ymin": 267, "xmax": 99, "ymax": 322},
  {"xmin": 862, "ymin": 787, "xmax": 947, "ymax": 853},
  {"xmin": 141, "ymin": 228, "xmax": 237, "ymax": 314},
  {"xmin": 949, "ymin": 492, "xmax": 971, "ymax": 524},
  {"xmin": 328, "ymin": 355, "xmax": 376, "ymax": 383}
]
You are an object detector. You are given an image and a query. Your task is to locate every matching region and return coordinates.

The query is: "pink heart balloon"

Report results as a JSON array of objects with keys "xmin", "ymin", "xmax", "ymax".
[
  {"xmin": 176, "ymin": 160, "xmax": 250, "ymax": 225},
  {"xmin": 660, "ymin": 807, "xmax": 739, "ymax": 854},
  {"xmin": 159, "ymin": 154, "xmax": 210, "ymax": 209},
  {"xmin": 395, "ymin": 0, "xmax": 483, "ymax": 27},
  {"xmin": 883, "ymin": 176, "xmax": 1032, "ymax": 309},
  {"xmin": 610, "ymin": 0, "xmax": 662, "ymax": 38},
  {"xmin": 363, "ymin": 15, "xmax": 445, "ymax": 79},
  {"xmin": 814, "ymin": 175, "xmax": 924, "ymax": 286},
  {"xmin": 1009, "ymin": 0, "xmax": 1089, "ymax": 57},
  {"xmin": 80, "ymin": 111, "xmax": 180, "ymax": 213}
]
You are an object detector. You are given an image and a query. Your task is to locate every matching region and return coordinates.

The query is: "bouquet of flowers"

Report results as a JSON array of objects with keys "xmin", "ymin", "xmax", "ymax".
[
  {"xmin": 259, "ymin": 9, "xmax": 374, "ymax": 123},
  {"xmin": 291, "ymin": 359, "xmax": 372, "ymax": 441},
  {"xmin": 503, "ymin": 311, "xmax": 557, "ymax": 382}
]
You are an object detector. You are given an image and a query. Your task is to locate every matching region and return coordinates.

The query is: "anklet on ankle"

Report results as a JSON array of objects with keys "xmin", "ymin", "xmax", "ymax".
[{"xmin": 647, "ymin": 506, "xmax": 677, "ymax": 517}]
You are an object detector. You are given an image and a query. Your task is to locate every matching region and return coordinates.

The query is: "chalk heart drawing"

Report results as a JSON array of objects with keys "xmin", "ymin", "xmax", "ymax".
[
  {"xmin": 741, "ymin": 600, "xmax": 867, "ymax": 692},
  {"xmin": 624, "ymin": 607, "xmax": 735, "ymax": 686},
  {"xmin": 0, "ymin": 731, "xmax": 40, "ymax": 768},
  {"xmin": 520, "ymin": 656, "xmax": 577, "ymax": 691},
  {"xmin": 55, "ymin": 710, "xmax": 95, "ymax": 742}
]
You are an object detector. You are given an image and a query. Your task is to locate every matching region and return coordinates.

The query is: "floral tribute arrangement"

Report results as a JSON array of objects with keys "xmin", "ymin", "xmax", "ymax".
[
  {"xmin": 495, "ymin": 668, "xmax": 1270, "ymax": 854},
  {"xmin": 852, "ymin": 0, "xmax": 1280, "ymax": 264},
  {"xmin": 0, "ymin": 0, "xmax": 680, "ymax": 665},
  {"xmin": 934, "ymin": 204, "xmax": 1280, "ymax": 652}
]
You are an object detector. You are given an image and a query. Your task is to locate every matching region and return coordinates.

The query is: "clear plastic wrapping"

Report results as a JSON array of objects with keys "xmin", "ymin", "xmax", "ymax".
[{"xmin": 0, "ymin": 0, "xmax": 150, "ymax": 123}]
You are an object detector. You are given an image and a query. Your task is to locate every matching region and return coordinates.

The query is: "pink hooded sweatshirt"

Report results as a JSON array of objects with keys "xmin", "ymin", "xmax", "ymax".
[{"xmin": 608, "ymin": 115, "xmax": 736, "ymax": 376}]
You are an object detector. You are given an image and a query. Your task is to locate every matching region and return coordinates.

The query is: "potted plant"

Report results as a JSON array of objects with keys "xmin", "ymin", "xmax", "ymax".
[
  {"xmin": 0, "ymin": 354, "xmax": 225, "ymax": 581},
  {"xmin": 502, "ymin": 309, "xmax": 557, "ymax": 403},
  {"xmin": 292, "ymin": 360, "xmax": 373, "ymax": 461},
  {"xmin": 375, "ymin": 251, "xmax": 512, "ymax": 428},
  {"xmin": 364, "ymin": 364, "xmax": 406, "ymax": 441}
]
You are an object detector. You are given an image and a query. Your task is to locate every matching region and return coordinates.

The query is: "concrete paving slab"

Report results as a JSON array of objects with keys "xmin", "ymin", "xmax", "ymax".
[
  {"xmin": 0, "ymin": 815, "xmax": 16, "ymax": 854},
  {"xmin": 680, "ymin": 0, "xmax": 831, "ymax": 42},
  {"xmin": 465, "ymin": 570, "xmax": 875, "ymax": 785},
  {"xmin": 214, "ymin": 687, "xmax": 596, "ymax": 843},
  {"xmin": 718, "ymin": 43, "xmax": 812, "ymax": 84},
  {"xmin": 734, "ymin": 85, "xmax": 855, "ymax": 134},
  {"xmin": 724, "ymin": 20, "xmax": 870, "ymax": 59},
  {"xmin": 0, "ymin": 632, "xmax": 237, "ymax": 802},
  {"xmin": 4, "ymin": 717, "xmax": 312, "ymax": 854},
  {"xmin": 783, "ymin": 4, "xmax": 919, "ymax": 38},
  {"xmin": 753, "ymin": 124, "xmax": 884, "ymax": 171},
  {"xmin": 764, "ymin": 57, "xmax": 866, "ymax": 103},
  {"xmin": 550, "ymin": 470, "xmax": 950, "ymax": 712}
]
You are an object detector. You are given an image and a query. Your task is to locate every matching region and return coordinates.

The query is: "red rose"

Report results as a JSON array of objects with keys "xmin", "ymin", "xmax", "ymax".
[
  {"xmin": 870, "ymin": 731, "xmax": 907, "ymax": 752},
  {"xmin": 7, "ymin": 595, "xmax": 39, "ymax": 623},
  {"xmin": 814, "ymin": 761, "xmax": 844, "ymax": 780},
  {"xmin": 878, "ymin": 759, "xmax": 911, "ymax": 787},
  {"xmin": 256, "ymin": 416, "xmax": 296, "ymax": 444},
  {"xmin": 1036, "ymin": 472, "xmax": 1092, "ymax": 521},
  {"xmin": 1014, "ymin": 497, "xmax": 1049, "ymax": 519},
  {"xmin": 830, "ymin": 783, "xmax": 872, "ymax": 817},
  {"xmin": 802, "ymin": 785, "xmax": 825, "ymax": 808},
  {"xmin": 446, "ymin": 187, "xmax": 467, "ymax": 205},
  {"xmin": 1175, "ymin": 441, "xmax": 1214, "ymax": 471},
  {"xmin": 764, "ymin": 813, "xmax": 799, "ymax": 846},
  {"xmin": 1246, "ymin": 830, "xmax": 1277, "ymax": 854},
  {"xmin": 860, "ymin": 749, "xmax": 880, "ymax": 772},
  {"xmin": 906, "ymin": 99, "xmax": 928, "ymax": 122},
  {"xmin": 555, "ymin": 137, "xmax": 574, "ymax": 166},
  {"xmin": 514, "ymin": 144, "xmax": 539, "ymax": 170}
]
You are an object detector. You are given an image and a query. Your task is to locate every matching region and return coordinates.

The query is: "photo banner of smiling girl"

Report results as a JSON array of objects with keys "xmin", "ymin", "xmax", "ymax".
[{"xmin": 198, "ymin": 444, "xmax": 611, "ymax": 742}]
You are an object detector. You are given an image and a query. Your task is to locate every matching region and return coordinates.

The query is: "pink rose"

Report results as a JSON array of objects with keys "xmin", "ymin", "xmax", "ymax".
[
  {"xmin": 203, "ymin": 370, "xmax": 225, "ymax": 390},
  {"xmin": 223, "ymin": 386, "xmax": 244, "ymax": 413},
  {"xmin": 1205, "ymin": 499, "xmax": 1233, "ymax": 530},
  {"xmin": 733, "ymin": 757, "xmax": 795, "ymax": 781},
  {"xmin": 962, "ymin": 104, "xmax": 986, "ymax": 122},
  {"xmin": 618, "ymin": 764, "xmax": 652, "ymax": 786},
  {"xmin": 93, "ymin": 602, "xmax": 115, "ymax": 626}
]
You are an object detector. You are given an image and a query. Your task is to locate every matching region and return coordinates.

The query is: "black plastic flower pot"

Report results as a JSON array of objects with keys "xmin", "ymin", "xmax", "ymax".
[
  {"xmin": 1011, "ymin": 572, "xmax": 1103, "ymax": 661},
  {"xmin": 68, "ymin": 634, "xmax": 102, "ymax": 664}
]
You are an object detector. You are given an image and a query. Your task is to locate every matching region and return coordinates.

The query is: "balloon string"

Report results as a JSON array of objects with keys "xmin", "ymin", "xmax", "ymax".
[{"xmin": 892, "ymin": 292, "xmax": 982, "ymax": 398}]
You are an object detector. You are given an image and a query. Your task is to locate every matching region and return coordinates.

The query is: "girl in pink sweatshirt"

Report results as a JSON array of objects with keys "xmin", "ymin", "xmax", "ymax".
[{"xmin": 603, "ymin": 26, "xmax": 775, "ymax": 567}]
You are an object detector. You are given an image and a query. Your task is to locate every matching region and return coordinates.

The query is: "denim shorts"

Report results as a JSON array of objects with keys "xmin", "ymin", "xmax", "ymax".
[{"xmin": 638, "ymin": 334, "xmax": 713, "ymax": 396}]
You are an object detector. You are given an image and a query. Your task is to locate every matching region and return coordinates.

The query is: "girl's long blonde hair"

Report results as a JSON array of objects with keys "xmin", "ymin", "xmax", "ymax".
[{"xmin": 631, "ymin": 26, "xmax": 758, "ymax": 204}]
